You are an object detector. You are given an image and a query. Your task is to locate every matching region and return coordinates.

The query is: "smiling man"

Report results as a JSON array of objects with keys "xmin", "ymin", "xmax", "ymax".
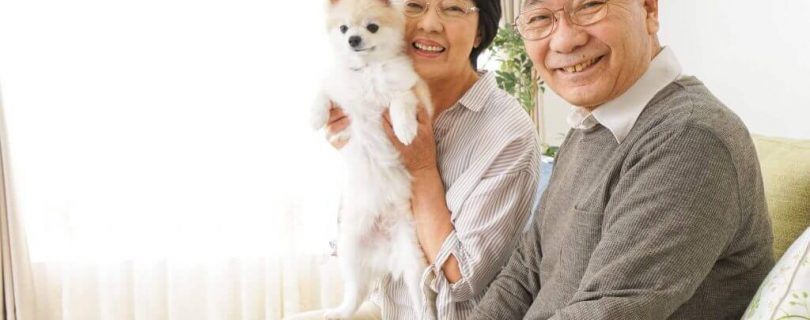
[{"xmin": 471, "ymin": 0, "xmax": 774, "ymax": 319}]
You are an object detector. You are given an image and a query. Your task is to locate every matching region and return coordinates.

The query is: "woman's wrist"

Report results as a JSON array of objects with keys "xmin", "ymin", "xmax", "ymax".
[
  {"xmin": 410, "ymin": 169, "xmax": 461, "ymax": 282},
  {"xmin": 410, "ymin": 166, "xmax": 453, "ymax": 260},
  {"xmin": 411, "ymin": 167, "xmax": 445, "ymax": 221}
]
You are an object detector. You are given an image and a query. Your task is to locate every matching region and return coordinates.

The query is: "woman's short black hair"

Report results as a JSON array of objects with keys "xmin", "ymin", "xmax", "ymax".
[{"xmin": 470, "ymin": 0, "xmax": 501, "ymax": 70}]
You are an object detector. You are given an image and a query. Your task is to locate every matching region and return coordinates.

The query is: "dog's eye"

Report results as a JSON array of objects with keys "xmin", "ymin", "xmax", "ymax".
[
  {"xmin": 339, "ymin": 25, "xmax": 348, "ymax": 34},
  {"xmin": 366, "ymin": 23, "xmax": 379, "ymax": 33}
]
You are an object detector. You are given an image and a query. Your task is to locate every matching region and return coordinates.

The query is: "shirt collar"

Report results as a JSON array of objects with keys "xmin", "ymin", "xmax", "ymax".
[
  {"xmin": 457, "ymin": 71, "xmax": 497, "ymax": 112},
  {"xmin": 566, "ymin": 47, "xmax": 683, "ymax": 143},
  {"xmin": 566, "ymin": 107, "xmax": 598, "ymax": 130}
]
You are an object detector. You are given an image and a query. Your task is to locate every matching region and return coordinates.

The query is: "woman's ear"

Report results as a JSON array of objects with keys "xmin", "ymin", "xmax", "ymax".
[
  {"xmin": 474, "ymin": 31, "xmax": 482, "ymax": 48},
  {"xmin": 330, "ymin": 0, "xmax": 340, "ymax": 4}
]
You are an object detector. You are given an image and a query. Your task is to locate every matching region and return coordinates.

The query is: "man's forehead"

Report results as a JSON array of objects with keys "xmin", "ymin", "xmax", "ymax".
[
  {"xmin": 524, "ymin": 0, "xmax": 545, "ymax": 8},
  {"xmin": 523, "ymin": 0, "xmax": 562, "ymax": 9},
  {"xmin": 523, "ymin": 0, "xmax": 589, "ymax": 9}
]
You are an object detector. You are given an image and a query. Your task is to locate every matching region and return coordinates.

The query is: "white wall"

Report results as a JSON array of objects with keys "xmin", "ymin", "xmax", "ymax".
[{"xmin": 541, "ymin": 1, "xmax": 810, "ymax": 145}]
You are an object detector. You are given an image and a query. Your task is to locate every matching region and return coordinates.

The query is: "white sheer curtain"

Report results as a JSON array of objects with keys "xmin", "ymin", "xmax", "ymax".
[
  {"xmin": 1, "ymin": 86, "xmax": 37, "ymax": 320},
  {"xmin": 501, "ymin": 0, "xmax": 524, "ymax": 25},
  {"xmin": 0, "ymin": 0, "xmax": 343, "ymax": 318}
]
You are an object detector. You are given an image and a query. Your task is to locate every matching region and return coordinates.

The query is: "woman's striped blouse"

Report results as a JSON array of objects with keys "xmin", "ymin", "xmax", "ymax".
[{"xmin": 371, "ymin": 71, "xmax": 541, "ymax": 320}]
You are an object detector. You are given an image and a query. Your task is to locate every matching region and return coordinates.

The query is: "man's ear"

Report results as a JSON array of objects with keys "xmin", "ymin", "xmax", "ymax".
[
  {"xmin": 330, "ymin": 0, "xmax": 340, "ymax": 4},
  {"xmin": 644, "ymin": 0, "xmax": 660, "ymax": 34}
]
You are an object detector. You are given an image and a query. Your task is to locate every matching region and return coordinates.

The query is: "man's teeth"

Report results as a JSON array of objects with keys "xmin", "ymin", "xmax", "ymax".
[
  {"xmin": 414, "ymin": 42, "xmax": 444, "ymax": 52},
  {"xmin": 563, "ymin": 58, "xmax": 599, "ymax": 73}
]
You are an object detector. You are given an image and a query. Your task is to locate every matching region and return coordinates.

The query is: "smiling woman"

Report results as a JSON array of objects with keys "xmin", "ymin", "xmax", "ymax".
[
  {"xmin": 287, "ymin": 0, "xmax": 541, "ymax": 319},
  {"xmin": 0, "ymin": 0, "xmax": 345, "ymax": 318}
]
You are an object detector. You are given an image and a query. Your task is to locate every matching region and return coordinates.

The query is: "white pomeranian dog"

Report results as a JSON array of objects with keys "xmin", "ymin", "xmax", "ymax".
[{"xmin": 310, "ymin": 0, "xmax": 433, "ymax": 318}]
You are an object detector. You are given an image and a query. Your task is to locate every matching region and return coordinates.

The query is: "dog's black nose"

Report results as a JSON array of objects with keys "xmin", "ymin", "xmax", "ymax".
[{"xmin": 348, "ymin": 36, "xmax": 362, "ymax": 48}]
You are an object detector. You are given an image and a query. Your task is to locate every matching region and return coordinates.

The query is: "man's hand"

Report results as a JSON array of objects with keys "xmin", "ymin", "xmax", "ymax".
[{"xmin": 325, "ymin": 102, "xmax": 350, "ymax": 149}]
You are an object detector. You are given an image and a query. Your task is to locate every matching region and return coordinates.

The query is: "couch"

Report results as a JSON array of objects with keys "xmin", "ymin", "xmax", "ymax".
[{"xmin": 752, "ymin": 135, "xmax": 810, "ymax": 259}]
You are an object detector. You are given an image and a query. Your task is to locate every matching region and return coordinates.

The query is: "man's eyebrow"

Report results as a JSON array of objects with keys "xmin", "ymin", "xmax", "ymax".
[{"xmin": 524, "ymin": 0, "xmax": 545, "ymax": 9}]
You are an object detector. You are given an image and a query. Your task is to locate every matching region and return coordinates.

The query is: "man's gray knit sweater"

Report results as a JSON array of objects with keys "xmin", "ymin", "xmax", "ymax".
[{"xmin": 471, "ymin": 77, "xmax": 774, "ymax": 319}]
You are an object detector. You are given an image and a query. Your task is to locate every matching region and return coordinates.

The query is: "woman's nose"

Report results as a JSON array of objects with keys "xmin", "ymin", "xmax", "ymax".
[{"xmin": 415, "ymin": 8, "xmax": 443, "ymax": 33}]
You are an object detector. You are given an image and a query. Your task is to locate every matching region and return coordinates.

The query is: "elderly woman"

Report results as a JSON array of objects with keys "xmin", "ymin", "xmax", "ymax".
[{"xmin": 290, "ymin": 0, "xmax": 540, "ymax": 319}]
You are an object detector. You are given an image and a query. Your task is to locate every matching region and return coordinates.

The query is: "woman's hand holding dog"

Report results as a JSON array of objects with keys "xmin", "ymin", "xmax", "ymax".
[
  {"xmin": 325, "ymin": 102, "xmax": 350, "ymax": 149},
  {"xmin": 325, "ymin": 102, "xmax": 439, "ymax": 177},
  {"xmin": 383, "ymin": 106, "xmax": 437, "ymax": 176}
]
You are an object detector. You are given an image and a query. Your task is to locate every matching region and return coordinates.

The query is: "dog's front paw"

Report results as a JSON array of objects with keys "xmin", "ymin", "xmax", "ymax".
[
  {"xmin": 392, "ymin": 118, "xmax": 418, "ymax": 145},
  {"xmin": 323, "ymin": 308, "xmax": 354, "ymax": 320},
  {"xmin": 390, "ymin": 104, "xmax": 418, "ymax": 145},
  {"xmin": 310, "ymin": 95, "xmax": 331, "ymax": 130},
  {"xmin": 310, "ymin": 107, "xmax": 329, "ymax": 131}
]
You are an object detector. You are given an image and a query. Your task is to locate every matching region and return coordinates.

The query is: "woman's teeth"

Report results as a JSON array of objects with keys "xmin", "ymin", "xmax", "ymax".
[
  {"xmin": 413, "ymin": 42, "xmax": 445, "ymax": 53},
  {"xmin": 562, "ymin": 57, "xmax": 600, "ymax": 73}
]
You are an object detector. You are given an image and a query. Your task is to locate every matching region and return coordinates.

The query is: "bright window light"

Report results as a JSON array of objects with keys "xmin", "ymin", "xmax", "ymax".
[{"xmin": 0, "ymin": 0, "xmax": 343, "ymax": 263}]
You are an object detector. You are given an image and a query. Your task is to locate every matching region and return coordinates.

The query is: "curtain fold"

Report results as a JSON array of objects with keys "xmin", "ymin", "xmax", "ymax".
[
  {"xmin": 30, "ymin": 256, "xmax": 343, "ymax": 319},
  {"xmin": 1, "ymin": 86, "xmax": 36, "ymax": 320},
  {"xmin": 501, "ymin": 0, "xmax": 524, "ymax": 25}
]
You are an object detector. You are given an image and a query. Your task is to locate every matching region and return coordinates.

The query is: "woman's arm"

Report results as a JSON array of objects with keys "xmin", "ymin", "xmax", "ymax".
[
  {"xmin": 327, "ymin": 104, "xmax": 463, "ymax": 281},
  {"xmin": 382, "ymin": 108, "xmax": 463, "ymax": 282},
  {"xmin": 411, "ymin": 168, "xmax": 462, "ymax": 282},
  {"xmin": 383, "ymin": 107, "xmax": 540, "ymax": 302}
]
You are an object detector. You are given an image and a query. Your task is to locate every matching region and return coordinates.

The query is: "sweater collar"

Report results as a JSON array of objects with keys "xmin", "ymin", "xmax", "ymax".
[{"xmin": 566, "ymin": 47, "xmax": 683, "ymax": 143}]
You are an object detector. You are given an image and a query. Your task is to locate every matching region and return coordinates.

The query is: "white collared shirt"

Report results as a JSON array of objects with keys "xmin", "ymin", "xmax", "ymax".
[{"xmin": 566, "ymin": 47, "xmax": 684, "ymax": 143}]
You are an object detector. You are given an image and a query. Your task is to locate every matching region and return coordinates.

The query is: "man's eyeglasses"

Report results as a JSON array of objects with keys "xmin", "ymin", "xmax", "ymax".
[
  {"xmin": 403, "ymin": 0, "xmax": 480, "ymax": 20},
  {"xmin": 514, "ymin": 0, "xmax": 611, "ymax": 41}
]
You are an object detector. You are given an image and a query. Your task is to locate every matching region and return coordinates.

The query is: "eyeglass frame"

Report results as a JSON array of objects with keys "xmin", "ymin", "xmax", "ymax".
[
  {"xmin": 402, "ymin": 0, "xmax": 481, "ymax": 20},
  {"xmin": 512, "ymin": 0, "xmax": 612, "ymax": 41}
]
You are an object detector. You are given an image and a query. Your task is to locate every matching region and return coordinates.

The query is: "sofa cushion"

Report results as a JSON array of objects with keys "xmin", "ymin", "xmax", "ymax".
[
  {"xmin": 743, "ymin": 227, "xmax": 810, "ymax": 319},
  {"xmin": 753, "ymin": 135, "xmax": 810, "ymax": 259}
]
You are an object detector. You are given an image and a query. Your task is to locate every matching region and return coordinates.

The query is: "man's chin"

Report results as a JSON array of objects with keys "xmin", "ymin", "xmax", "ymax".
[{"xmin": 555, "ymin": 89, "xmax": 607, "ymax": 109}]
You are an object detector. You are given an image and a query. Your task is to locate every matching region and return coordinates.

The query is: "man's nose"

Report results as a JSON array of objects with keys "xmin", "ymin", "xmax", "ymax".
[
  {"xmin": 548, "ymin": 17, "xmax": 588, "ymax": 53},
  {"xmin": 349, "ymin": 36, "xmax": 362, "ymax": 48}
]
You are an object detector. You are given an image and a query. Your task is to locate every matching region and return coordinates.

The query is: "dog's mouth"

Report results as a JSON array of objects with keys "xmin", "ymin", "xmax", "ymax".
[
  {"xmin": 412, "ymin": 41, "xmax": 446, "ymax": 54},
  {"xmin": 353, "ymin": 46, "xmax": 376, "ymax": 53}
]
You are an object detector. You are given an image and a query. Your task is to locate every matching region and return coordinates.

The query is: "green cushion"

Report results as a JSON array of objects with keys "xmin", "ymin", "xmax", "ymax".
[{"xmin": 753, "ymin": 135, "xmax": 810, "ymax": 259}]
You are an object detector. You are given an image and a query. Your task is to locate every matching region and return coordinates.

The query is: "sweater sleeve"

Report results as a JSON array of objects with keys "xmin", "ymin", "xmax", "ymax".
[
  {"xmin": 469, "ymin": 215, "xmax": 544, "ymax": 320},
  {"xmin": 425, "ymin": 169, "xmax": 538, "ymax": 301},
  {"xmin": 550, "ymin": 125, "xmax": 741, "ymax": 319}
]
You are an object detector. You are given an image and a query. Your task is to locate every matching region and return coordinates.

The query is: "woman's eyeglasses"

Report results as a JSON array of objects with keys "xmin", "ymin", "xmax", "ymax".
[{"xmin": 403, "ymin": 0, "xmax": 480, "ymax": 20}]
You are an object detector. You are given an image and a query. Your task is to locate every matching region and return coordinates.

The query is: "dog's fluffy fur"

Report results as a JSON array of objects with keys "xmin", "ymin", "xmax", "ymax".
[{"xmin": 311, "ymin": 0, "xmax": 433, "ymax": 318}]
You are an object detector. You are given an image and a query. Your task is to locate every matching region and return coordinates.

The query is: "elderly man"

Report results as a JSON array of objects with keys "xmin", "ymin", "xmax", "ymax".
[{"xmin": 471, "ymin": 0, "xmax": 774, "ymax": 319}]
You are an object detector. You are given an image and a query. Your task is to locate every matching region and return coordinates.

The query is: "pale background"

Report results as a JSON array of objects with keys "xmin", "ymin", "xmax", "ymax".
[
  {"xmin": 0, "ymin": 0, "xmax": 808, "ymax": 318},
  {"xmin": 540, "ymin": 1, "xmax": 810, "ymax": 146}
]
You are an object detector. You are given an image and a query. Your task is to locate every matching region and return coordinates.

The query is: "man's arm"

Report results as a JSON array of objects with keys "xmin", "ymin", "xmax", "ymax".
[
  {"xmin": 551, "ymin": 125, "xmax": 741, "ymax": 319},
  {"xmin": 470, "ymin": 210, "xmax": 544, "ymax": 319}
]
